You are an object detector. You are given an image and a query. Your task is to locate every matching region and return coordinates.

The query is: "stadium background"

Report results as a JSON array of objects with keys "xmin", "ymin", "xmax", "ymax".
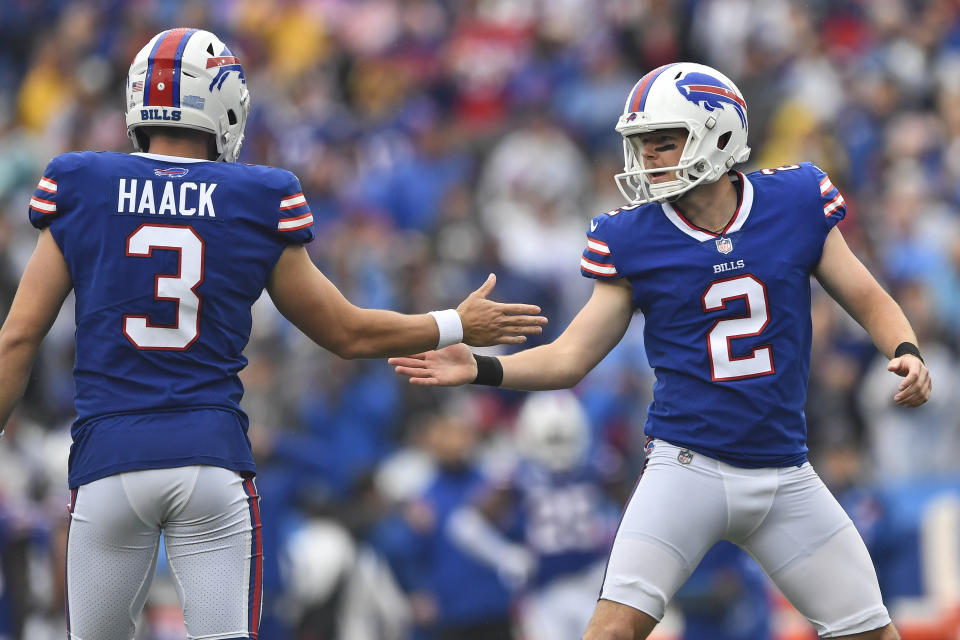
[{"xmin": 0, "ymin": 0, "xmax": 958, "ymax": 638}]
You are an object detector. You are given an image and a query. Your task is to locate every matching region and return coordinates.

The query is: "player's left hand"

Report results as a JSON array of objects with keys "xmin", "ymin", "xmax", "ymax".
[
  {"xmin": 887, "ymin": 354, "xmax": 931, "ymax": 407},
  {"xmin": 389, "ymin": 343, "xmax": 476, "ymax": 386},
  {"xmin": 456, "ymin": 273, "xmax": 547, "ymax": 346}
]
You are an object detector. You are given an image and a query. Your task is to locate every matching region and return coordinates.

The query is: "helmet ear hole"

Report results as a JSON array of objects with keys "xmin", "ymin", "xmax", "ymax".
[
  {"xmin": 227, "ymin": 109, "xmax": 237, "ymax": 125},
  {"xmin": 207, "ymin": 43, "xmax": 216, "ymax": 55},
  {"xmin": 717, "ymin": 131, "xmax": 732, "ymax": 150},
  {"xmin": 134, "ymin": 128, "xmax": 151, "ymax": 152}
]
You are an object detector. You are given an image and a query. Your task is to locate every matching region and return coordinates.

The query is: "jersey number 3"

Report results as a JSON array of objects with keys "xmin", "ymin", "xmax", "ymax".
[
  {"xmin": 123, "ymin": 224, "xmax": 204, "ymax": 350},
  {"xmin": 701, "ymin": 274, "xmax": 774, "ymax": 381}
]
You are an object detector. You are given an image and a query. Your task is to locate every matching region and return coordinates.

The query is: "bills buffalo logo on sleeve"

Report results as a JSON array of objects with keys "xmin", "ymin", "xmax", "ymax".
[
  {"xmin": 676, "ymin": 72, "xmax": 747, "ymax": 129},
  {"xmin": 207, "ymin": 45, "xmax": 245, "ymax": 92}
]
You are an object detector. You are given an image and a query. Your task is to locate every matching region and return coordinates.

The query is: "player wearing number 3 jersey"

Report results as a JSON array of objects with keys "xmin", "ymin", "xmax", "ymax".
[
  {"xmin": 0, "ymin": 28, "xmax": 545, "ymax": 640},
  {"xmin": 389, "ymin": 62, "xmax": 930, "ymax": 640}
]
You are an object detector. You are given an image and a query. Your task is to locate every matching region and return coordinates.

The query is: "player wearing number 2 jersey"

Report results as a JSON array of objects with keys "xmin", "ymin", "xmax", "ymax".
[
  {"xmin": 389, "ymin": 62, "xmax": 930, "ymax": 640},
  {"xmin": 585, "ymin": 160, "xmax": 838, "ymax": 469},
  {"xmin": 0, "ymin": 28, "xmax": 545, "ymax": 640}
]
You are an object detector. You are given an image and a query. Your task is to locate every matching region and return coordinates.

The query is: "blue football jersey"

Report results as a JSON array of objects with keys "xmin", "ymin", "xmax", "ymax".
[
  {"xmin": 580, "ymin": 163, "xmax": 846, "ymax": 467},
  {"xmin": 29, "ymin": 151, "xmax": 315, "ymax": 487},
  {"xmin": 506, "ymin": 461, "xmax": 615, "ymax": 586}
]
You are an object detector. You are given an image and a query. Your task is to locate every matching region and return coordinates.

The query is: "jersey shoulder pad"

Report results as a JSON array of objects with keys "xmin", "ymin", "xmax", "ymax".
[
  {"xmin": 275, "ymin": 171, "xmax": 314, "ymax": 237},
  {"xmin": 747, "ymin": 161, "xmax": 810, "ymax": 182},
  {"xmin": 581, "ymin": 204, "xmax": 642, "ymax": 280},
  {"xmin": 239, "ymin": 165, "xmax": 315, "ymax": 241},
  {"xmin": 748, "ymin": 162, "xmax": 846, "ymax": 229},
  {"xmin": 586, "ymin": 202, "xmax": 648, "ymax": 242},
  {"xmin": 234, "ymin": 161, "xmax": 291, "ymax": 184},
  {"xmin": 28, "ymin": 152, "xmax": 93, "ymax": 227},
  {"xmin": 807, "ymin": 163, "xmax": 847, "ymax": 228},
  {"xmin": 56, "ymin": 150, "xmax": 105, "ymax": 166}
]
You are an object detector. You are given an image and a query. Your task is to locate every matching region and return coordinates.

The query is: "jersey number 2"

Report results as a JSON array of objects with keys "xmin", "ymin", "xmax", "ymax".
[
  {"xmin": 701, "ymin": 274, "xmax": 774, "ymax": 381},
  {"xmin": 123, "ymin": 224, "xmax": 204, "ymax": 350}
]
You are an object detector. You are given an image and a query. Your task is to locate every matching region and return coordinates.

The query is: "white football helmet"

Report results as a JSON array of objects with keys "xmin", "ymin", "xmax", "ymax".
[
  {"xmin": 125, "ymin": 28, "xmax": 250, "ymax": 162},
  {"xmin": 515, "ymin": 391, "xmax": 590, "ymax": 473},
  {"xmin": 614, "ymin": 62, "xmax": 751, "ymax": 205}
]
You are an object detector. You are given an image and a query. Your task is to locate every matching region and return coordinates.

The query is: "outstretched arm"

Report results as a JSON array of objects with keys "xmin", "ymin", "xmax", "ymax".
[
  {"xmin": 814, "ymin": 226, "xmax": 931, "ymax": 406},
  {"xmin": 389, "ymin": 278, "xmax": 635, "ymax": 390},
  {"xmin": 266, "ymin": 245, "xmax": 546, "ymax": 359},
  {"xmin": 448, "ymin": 505, "xmax": 535, "ymax": 589},
  {"xmin": 0, "ymin": 230, "xmax": 73, "ymax": 430}
]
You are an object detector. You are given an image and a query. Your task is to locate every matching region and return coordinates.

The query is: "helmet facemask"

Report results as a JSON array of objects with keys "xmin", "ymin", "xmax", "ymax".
[{"xmin": 615, "ymin": 124, "xmax": 715, "ymax": 204}]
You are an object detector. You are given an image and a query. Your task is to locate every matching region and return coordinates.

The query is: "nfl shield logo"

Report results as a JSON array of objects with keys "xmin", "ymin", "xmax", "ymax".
[
  {"xmin": 677, "ymin": 449, "xmax": 694, "ymax": 465},
  {"xmin": 715, "ymin": 237, "xmax": 733, "ymax": 254}
]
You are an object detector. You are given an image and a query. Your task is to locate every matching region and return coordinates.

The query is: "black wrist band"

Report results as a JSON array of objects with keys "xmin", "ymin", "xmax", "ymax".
[
  {"xmin": 894, "ymin": 341, "xmax": 924, "ymax": 363},
  {"xmin": 472, "ymin": 354, "xmax": 503, "ymax": 386}
]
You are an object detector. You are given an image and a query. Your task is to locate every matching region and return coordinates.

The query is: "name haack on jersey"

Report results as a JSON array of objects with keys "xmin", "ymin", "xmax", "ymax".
[{"xmin": 29, "ymin": 150, "xmax": 314, "ymax": 488}]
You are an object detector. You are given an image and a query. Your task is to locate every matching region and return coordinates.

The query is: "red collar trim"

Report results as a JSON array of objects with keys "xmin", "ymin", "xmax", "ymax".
[{"xmin": 671, "ymin": 172, "xmax": 744, "ymax": 237}]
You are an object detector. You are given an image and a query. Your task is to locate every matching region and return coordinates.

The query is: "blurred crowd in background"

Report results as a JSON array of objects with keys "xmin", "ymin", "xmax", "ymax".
[{"xmin": 0, "ymin": 0, "xmax": 959, "ymax": 639}]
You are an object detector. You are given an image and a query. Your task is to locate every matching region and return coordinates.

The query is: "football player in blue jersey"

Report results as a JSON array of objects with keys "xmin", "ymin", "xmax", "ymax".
[
  {"xmin": 389, "ymin": 62, "xmax": 930, "ymax": 640},
  {"xmin": 0, "ymin": 28, "xmax": 546, "ymax": 640},
  {"xmin": 449, "ymin": 391, "xmax": 619, "ymax": 640}
]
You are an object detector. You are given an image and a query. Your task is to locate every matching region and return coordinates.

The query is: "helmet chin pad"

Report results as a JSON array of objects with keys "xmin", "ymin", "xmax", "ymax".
[{"xmin": 650, "ymin": 177, "xmax": 686, "ymax": 199}]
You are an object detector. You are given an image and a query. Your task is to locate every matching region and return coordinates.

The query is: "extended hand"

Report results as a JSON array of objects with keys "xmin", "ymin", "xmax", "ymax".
[
  {"xmin": 457, "ymin": 274, "xmax": 547, "ymax": 346},
  {"xmin": 388, "ymin": 344, "xmax": 477, "ymax": 386},
  {"xmin": 887, "ymin": 354, "xmax": 932, "ymax": 407}
]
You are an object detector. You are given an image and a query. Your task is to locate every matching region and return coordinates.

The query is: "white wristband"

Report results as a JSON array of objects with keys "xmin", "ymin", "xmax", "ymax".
[{"xmin": 428, "ymin": 309, "xmax": 463, "ymax": 349}]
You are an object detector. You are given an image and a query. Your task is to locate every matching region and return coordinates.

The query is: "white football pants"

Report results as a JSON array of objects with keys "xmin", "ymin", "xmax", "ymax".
[
  {"xmin": 600, "ymin": 439, "xmax": 890, "ymax": 638},
  {"xmin": 65, "ymin": 465, "xmax": 262, "ymax": 640}
]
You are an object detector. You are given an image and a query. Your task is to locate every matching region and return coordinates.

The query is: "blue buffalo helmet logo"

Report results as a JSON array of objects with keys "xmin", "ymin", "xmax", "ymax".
[
  {"xmin": 675, "ymin": 72, "xmax": 747, "ymax": 129},
  {"xmin": 206, "ymin": 45, "xmax": 246, "ymax": 92}
]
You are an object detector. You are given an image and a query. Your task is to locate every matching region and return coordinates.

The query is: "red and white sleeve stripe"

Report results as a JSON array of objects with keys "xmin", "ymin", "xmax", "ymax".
[
  {"xmin": 819, "ymin": 176, "xmax": 846, "ymax": 218},
  {"xmin": 29, "ymin": 196, "xmax": 56, "ymax": 214},
  {"xmin": 819, "ymin": 176, "xmax": 833, "ymax": 196},
  {"xmin": 823, "ymin": 192, "xmax": 845, "ymax": 217},
  {"xmin": 586, "ymin": 238, "xmax": 611, "ymax": 256},
  {"xmin": 580, "ymin": 234, "xmax": 618, "ymax": 277},
  {"xmin": 278, "ymin": 212, "xmax": 313, "ymax": 231},
  {"xmin": 280, "ymin": 192, "xmax": 306, "ymax": 211},
  {"xmin": 37, "ymin": 176, "xmax": 57, "ymax": 194},
  {"xmin": 278, "ymin": 192, "xmax": 313, "ymax": 231},
  {"xmin": 580, "ymin": 255, "xmax": 618, "ymax": 277},
  {"xmin": 30, "ymin": 176, "xmax": 58, "ymax": 215}
]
